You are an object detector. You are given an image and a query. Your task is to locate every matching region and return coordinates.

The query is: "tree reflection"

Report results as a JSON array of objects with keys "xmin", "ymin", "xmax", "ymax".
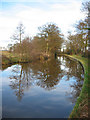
[
  {"xmin": 9, "ymin": 65, "xmax": 24, "ymax": 101},
  {"xmin": 31, "ymin": 59, "xmax": 63, "ymax": 90},
  {"xmin": 59, "ymin": 56, "xmax": 84, "ymax": 103},
  {"xmin": 9, "ymin": 56, "xmax": 84, "ymax": 102}
]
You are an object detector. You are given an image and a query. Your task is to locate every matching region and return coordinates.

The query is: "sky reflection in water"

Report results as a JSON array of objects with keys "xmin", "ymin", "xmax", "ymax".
[{"xmin": 1, "ymin": 56, "xmax": 84, "ymax": 118}]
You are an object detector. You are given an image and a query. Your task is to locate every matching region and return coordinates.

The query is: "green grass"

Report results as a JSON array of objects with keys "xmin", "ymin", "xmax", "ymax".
[
  {"xmin": 2, "ymin": 51, "xmax": 20, "ymax": 65},
  {"xmin": 2, "ymin": 51, "xmax": 50, "ymax": 65},
  {"xmin": 66, "ymin": 55, "xmax": 89, "ymax": 118}
]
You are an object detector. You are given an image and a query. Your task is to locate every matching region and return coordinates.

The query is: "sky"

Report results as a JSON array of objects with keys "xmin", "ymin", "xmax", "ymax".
[{"xmin": 0, "ymin": 0, "xmax": 87, "ymax": 48}]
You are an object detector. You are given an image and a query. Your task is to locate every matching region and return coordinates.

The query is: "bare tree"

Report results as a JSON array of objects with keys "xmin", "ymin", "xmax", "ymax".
[
  {"xmin": 38, "ymin": 23, "xmax": 64, "ymax": 55},
  {"xmin": 11, "ymin": 23, "xmax": 25, "ymax": 60},
  {"xmin": 11, "ymin": 22, "xmax": 25, "ymax": 44}
]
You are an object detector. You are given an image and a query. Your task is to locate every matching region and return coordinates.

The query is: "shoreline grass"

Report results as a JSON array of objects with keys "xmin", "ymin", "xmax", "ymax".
[
  {"xmin": 65, "ymin": 55, "xmax": 89, "ymax": 118},
  {"xmin": 1, "ymin": 51, "xmax": 19, "ymax": 65},
  {"xmin": 1, "ymin": 51, "xmax": 49, "ymax": 65}
]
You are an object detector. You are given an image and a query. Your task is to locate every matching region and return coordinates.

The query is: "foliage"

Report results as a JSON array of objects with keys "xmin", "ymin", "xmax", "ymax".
[
  {"xmin": 9, "ymin": 23, "xmax": 64, "ymax": 62},
  {"xmin": 81, "ymin": 1, "xmax": 90, "ymax": 15},
  {"xmin": 65, "ymin": 1, "xmax": 89, "ymax": 57},
  {"xmin": 38, "ymin": 23, "xmax": 64, "ymax": 54}
]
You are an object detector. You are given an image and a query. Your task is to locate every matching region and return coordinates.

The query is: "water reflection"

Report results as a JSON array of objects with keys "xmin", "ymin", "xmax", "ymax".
[{"xmin": 9, "ymin": 56, "xmax": 84, "ymax": 102}]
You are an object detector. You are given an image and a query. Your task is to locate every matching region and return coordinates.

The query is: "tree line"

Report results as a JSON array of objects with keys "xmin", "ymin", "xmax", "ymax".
[
  {"xmin": 8, "ymin": 1, "xmax": 89, "ymax": 61},
  {"xmin": 9, "ymin": 22, "xmax": 64, "ymax": 61},
  {"xmin": 65, "ymin": 1, "xmax": 89, "ymax": 57}
]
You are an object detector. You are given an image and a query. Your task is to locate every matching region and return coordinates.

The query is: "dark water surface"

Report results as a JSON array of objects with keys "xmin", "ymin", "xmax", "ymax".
[{"xmin": 1, "ymin": 56, "xmax": 84, "ymax": 118}]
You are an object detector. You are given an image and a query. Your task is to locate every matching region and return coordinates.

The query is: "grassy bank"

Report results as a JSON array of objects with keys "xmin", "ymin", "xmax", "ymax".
[
  {"xmin": 1, "ymin": 51, "xmax": 20, "ymax": 65},
  {"xmin": 1, "ymin": 51, "xmax": 50, "ymax": 65},
  {"xmin": 66, "ymin": 55, "xmax": 89, "ymax": 118}
]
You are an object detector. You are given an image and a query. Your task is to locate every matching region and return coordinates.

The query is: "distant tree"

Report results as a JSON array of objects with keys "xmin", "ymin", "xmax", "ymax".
[
  {"xmin": 81, "ymin": 1, "xmax": 90, "ymax": 15},
  {"xmin": 32, "ymin": 35, "xmax": 47, "ymax": 53},
  {"xmin": 75, "ymin": 19, "xmax": 88, "ymax": 56},
  {"xmin": 7, "ymin": 44, "xmax": 13, "ymax": 52},
  {"xmin": 66, "ymin": 1, "xmax": 89, "ymax": 57},
  {"xmin": 81, "ymin": 1, "xmax": 90, "ymax": 56},
  {"xmin": 11, "ymin": 23, "xmax": 25, "ymax": 60},
  {"xmin": 21, "ymin": 37, "xmax": 32, "ymax": 61},
  {"xmin": 11, "ymin": 23, "xmax": 25, "ymax": 44},
  {"xmin": 67, "ymin": 32, "xmax": 85, "ymax": 55},
  {"xmin": 38, "ymin": 23, "xmax": 64, "ymax": 55}
]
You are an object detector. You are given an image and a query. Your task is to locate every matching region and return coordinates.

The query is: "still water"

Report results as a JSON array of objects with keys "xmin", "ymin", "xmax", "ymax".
[{"xmin": 1, "ymin": 56, "xmax": 84, "ymax": 118}]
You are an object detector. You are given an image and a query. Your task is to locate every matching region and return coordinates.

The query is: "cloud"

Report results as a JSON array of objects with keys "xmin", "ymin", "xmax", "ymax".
[
  {"xmin": 1, "ymin": 0, "xmax": 87, "ymax": 3},
  {"xmin": 0, "ymin": 1, "xmax": 85, "ymax": 47}
]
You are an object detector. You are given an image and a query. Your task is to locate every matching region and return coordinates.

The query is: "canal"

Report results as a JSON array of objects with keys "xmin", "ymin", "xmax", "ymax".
[{"xmin": 1, "ymin": 56, "xmax": 84, "ymax": 118}]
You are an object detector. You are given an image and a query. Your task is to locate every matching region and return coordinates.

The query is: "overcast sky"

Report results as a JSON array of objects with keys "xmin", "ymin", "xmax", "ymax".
[{"xmin": 0, "ymin": 0, "xmax": 87, "ymax": 48}]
